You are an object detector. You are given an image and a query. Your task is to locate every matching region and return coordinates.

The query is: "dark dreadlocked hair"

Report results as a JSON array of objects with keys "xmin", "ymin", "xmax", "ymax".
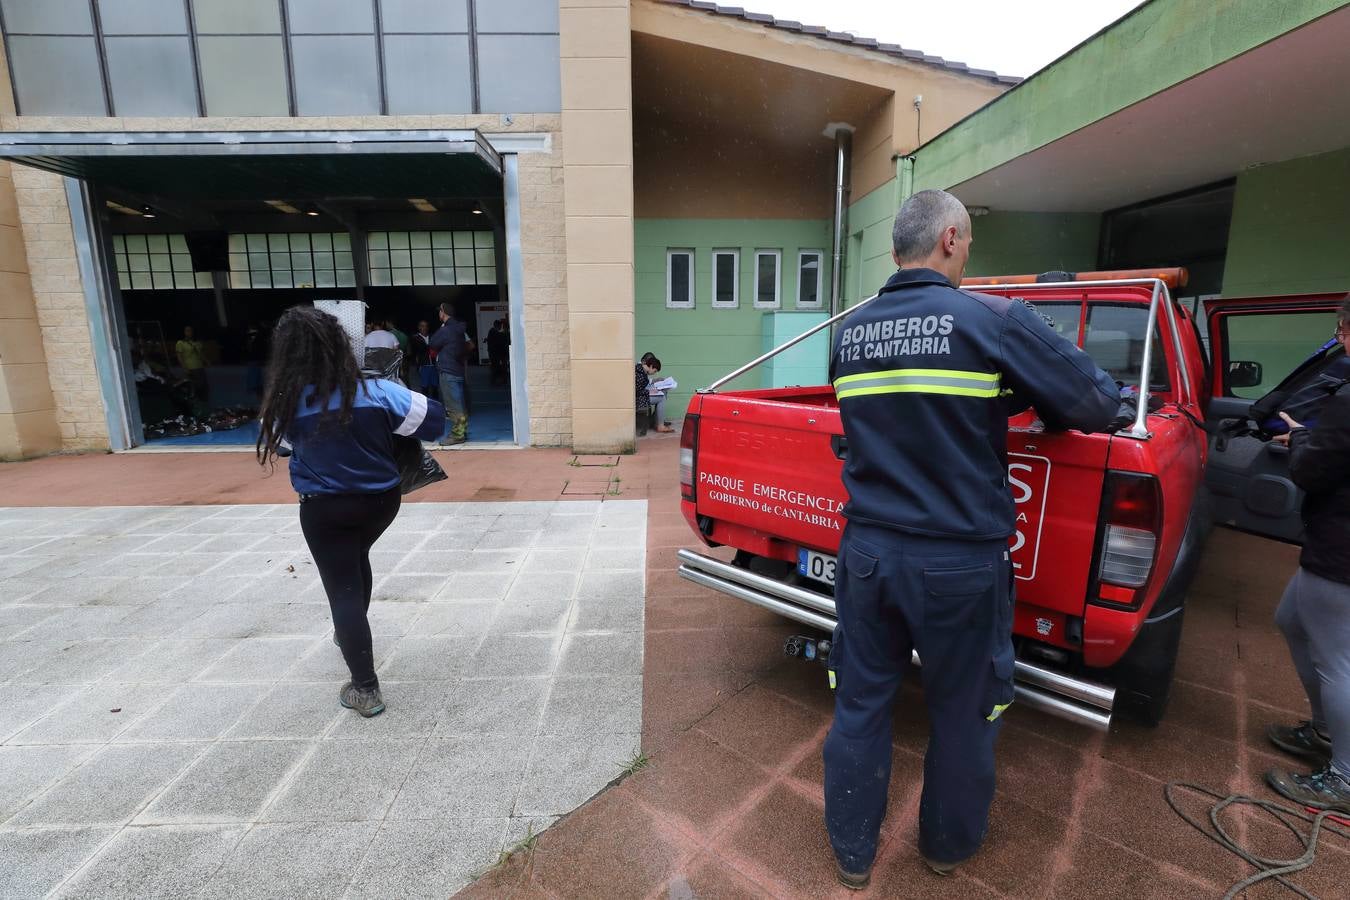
[{"xmin": 256, "ymin": 306, "xmax": 363, "ymax": 467}]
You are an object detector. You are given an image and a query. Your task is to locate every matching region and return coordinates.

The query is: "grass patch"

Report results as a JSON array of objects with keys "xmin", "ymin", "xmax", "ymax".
[{"xmin": 620, "ymin": 750, "xmax": 651, "ymax": 776}]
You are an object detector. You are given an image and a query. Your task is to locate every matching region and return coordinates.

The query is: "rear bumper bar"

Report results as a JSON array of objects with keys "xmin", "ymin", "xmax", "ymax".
[{"xmin": 676, "ymin": 548, "xmax": 1115, "ymax": 732}]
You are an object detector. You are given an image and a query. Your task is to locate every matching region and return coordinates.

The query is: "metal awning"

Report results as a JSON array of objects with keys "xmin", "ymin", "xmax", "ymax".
[{"xmin": 0, "ymin": 130, "xmax": 503, "ymax": 203}]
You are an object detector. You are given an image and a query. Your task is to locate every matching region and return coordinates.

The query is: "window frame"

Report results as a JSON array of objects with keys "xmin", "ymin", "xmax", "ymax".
[
  {"xmin": 753, "ymin": 249, "xmax": 782, "ymax": 310},
  {"xmin": 711, "ymin": 248, "xmax": 740, "ymax": 310},
  {"xmin": 796, "ymin": 249, "xmax": 824, "ymax": 309},
  {"xmin": 665, "ymin": 248, "xmax": 694, "ymax": 310}
]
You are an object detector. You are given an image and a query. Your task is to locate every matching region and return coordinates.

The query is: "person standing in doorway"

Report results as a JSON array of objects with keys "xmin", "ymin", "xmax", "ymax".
[
  {"xmin": 412, "ymin": 320, "xmax": 437, "ymax": 398},
  {"xmin": 256, "ymin": 307, "xmax": 444, "ymax": 718},
  {"xmin": 486, "ymin": 318, "xmax": 510, "ymax": 387},
  {"xmin": 1264, "ymin": 298, "xmax": 1350, "ymax": 813},
  {"xmin": 430, "ymin": 301, "xmax": 471, "ymax": 445},
  {"xmin": 823, "ymin": 189, "xmax": 1119, "ymax": 887},
  {"xmin": 176, "ymin": 325, "xmax": 209, "ymax": 404}
]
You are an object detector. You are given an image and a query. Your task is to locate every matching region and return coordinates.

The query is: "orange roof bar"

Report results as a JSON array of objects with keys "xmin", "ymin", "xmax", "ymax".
[{"xmin": 962, "ymin": 267, "xmax": 1189, "ymax": 290}]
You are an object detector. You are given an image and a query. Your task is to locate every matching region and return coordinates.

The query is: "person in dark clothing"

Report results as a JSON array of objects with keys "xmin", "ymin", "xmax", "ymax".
[
  {"xmin": 411, "ymin": 320, "xmax": 438, "ymax": 397},
  {"xmin": 486, "ymin": 318, "xmax": 510, "ymax": 386},
  {"xmin": 1265, "ymin": 298, "xmax": 1350, "ymax": 812},
  {"xmin": 635, "ymin": 358, "xmax": 658, "ymax": 436},
  {"xmin": 257, "ymin": 307, "xmax": 444, "ymax": 718},
  {"xmin": 429, "ymin": 302, "xmax": 471, "ymax": 445},
  {"xmin": 823, "ymin": 189, "xmax": 1120, "ymax": 888}
]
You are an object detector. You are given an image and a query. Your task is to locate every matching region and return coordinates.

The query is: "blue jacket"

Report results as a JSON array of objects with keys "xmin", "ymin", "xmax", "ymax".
[
  {"xmin": 429, "ymin": 319, "xmax": 469, "ymax": 378},
  {"xmin": 286, "ymin": 378, "xmax": 445, "ymax": 496},
  {"xmin": 830, "ymin": 268, "xmax": 1120, "ymax": 540}
]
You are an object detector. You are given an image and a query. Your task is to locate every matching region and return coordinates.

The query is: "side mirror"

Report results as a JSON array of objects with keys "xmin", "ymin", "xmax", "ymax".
[{"xmin": 1228, "ymin": 360, "xmax": 1263, "ymax": 389}]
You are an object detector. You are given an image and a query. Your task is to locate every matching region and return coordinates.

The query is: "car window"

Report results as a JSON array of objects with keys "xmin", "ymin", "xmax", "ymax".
[
  {"xmin": 1031, "ymin": 301, "xmax": 1170, "ymax": 391},
  {"xmin": 1221, "ymin": 310, "xmax": 1338, "ymax": 399}
]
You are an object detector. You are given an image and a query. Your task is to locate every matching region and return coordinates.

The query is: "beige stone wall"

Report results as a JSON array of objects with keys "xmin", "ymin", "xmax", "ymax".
[
  {"xmin": 560, "ymin": 0, "xmax": 636, "ymax": 453},
  {"xmin": 0, "ymin": 113, "xmax": 571, "ymax": 452},
  {"xmin": 0, "ymin": 161, "xmax": 62, "ymax": 459}
]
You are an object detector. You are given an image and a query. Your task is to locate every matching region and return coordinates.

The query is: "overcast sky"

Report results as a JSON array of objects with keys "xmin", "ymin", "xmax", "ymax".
[{"xmin": 742, "ymin": 0, "xmax": 1146, "ymax": 78}]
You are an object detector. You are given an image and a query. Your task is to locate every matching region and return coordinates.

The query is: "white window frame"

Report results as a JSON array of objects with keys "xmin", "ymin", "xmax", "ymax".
[
  {"xmin": 796, "ymin": 249, "xmax": 825, "ymax": 309},
  {"xmin": 665, "ymin": 248, "xmax": 695, "ymax": 309},
  {"xmin": 753, "ymin": 249, "xmax": 782, "ymax": 309},
  {"xmin": 711, "ymin": 248, "xmax": 740, "ymax": 309}
]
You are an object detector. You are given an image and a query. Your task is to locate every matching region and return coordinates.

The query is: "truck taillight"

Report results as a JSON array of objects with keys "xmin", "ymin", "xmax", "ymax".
[
  {"xmin": 1095, "ymin": 472, "xmax": 1162, "ymax": 606},
  {"xmin": 679, "ymin": 415, "xmax": 699, "ymax": 501}
]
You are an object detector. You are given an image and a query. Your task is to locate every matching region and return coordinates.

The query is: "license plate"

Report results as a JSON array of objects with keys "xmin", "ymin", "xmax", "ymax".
[{"xmin": 798, "ymin": 548, "xmax": 837, "ymax": 586}]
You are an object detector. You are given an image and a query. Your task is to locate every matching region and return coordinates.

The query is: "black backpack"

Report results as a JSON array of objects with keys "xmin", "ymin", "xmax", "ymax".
[{"xmin": 1247, "ymin": 341, "xmax": 1350, "ymax": 438}]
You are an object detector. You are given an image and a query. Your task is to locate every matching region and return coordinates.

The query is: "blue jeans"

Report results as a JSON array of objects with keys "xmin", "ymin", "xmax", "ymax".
[
  {"xmin": 824, "ymin": 522, "xmax": 1014, "ymax": 871},
  {"xmin": 438, "ymin": 373, "xmax": 467, "ymax": 439}
]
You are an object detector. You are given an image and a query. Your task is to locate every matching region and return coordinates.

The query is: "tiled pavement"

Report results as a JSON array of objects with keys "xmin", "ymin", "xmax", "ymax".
[
  {"xmin": 0, "ymin": 500, "xmax": 646, "ymax": 899},
  {"xmin": 2, "ymin": 439, "xmax": 1349, "ymax": 898}
]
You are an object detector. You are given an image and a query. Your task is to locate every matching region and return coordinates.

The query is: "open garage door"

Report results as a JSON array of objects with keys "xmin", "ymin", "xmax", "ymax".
[{"xmin": 0, "ymin": 130, "xmax": 530, "ymax": 450}]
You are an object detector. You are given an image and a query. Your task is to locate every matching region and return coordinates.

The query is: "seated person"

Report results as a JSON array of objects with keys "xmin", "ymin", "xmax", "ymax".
[{"xmin": 643, "ymin": 356, "xmax": 675, "ymax": 433}]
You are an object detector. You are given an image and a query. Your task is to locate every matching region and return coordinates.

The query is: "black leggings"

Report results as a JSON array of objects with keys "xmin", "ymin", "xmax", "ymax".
[{"xmin": 299, "ymin": 488, "xmax": 401, "ymax": 689}]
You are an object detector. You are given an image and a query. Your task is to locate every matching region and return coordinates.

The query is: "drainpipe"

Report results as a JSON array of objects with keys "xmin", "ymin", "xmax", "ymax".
[{"xmin": 828, "ymin": 127, "xmax": 852, "ymax": 316}]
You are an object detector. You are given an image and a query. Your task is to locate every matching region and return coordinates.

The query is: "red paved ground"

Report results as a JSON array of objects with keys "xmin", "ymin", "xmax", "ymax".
[{"xmin": 4, "ymin": 439, "xmax": 1347, "ymax": 896}]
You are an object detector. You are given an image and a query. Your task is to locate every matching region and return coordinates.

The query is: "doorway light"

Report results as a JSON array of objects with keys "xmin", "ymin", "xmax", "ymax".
[
  {"xmin": 408, "ymin": 198, "xmax": 437, "ymax": 212},
  {"xmin": 471, "ymin": 205, "xmax": 483, "ymax": 216},
  {"xmin": 264, "ymin": 200, "xmax": 301, "ymax": 214},
  {"xmin": 305, "ymin": 210, "xmax": 320, "ymax": 217},
  {"xmin": 141, "ymin": 207, "xmax": 156, "ymax": 219}
]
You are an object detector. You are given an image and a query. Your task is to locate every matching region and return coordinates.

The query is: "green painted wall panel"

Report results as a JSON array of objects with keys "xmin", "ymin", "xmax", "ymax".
[
  {"xmin": 965, "ymin": 211, "xmax": 1101, "ymax": 277},
  {"xmin": 635, "ymin": 218, "xmax": 833, "ymax": 418},
  {"xmin": 842, "ymin": 180, "xmax": 900, "ymax": 308},
  {"xmin": 912, "ymin": 0, "xmax": 1344, "ymax": 193},
  {"xmin": 1222, "ymin": 146, "xmax": 1350, "ymax": 297}
]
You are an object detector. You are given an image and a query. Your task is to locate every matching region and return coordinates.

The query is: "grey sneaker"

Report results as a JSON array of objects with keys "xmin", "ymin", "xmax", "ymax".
[
  {"xmin": 339, "ymin": 682, "xmax": 385, "ymax": 718},
  {"xmin": 1268, "ymin": 721, "xmax": 1333, "ymax": 765},
  {"xmin": 835, "ymin": 862, "xmax": 871, "ymax": 891},
  {"xmin": 1266, "ymin": 765, "xmax": 1350, "ymax": 813},
  {"xmin": 922, "ymin": 855, "xmax": 959, "ymax": 876}
]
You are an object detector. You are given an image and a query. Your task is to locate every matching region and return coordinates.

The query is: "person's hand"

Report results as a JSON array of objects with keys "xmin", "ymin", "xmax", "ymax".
[{"xmin": 1273, "ymin": 412, "xmax": 1305, "ymax": 445}]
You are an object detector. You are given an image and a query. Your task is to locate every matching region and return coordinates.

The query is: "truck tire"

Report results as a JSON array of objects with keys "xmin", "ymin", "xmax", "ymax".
[{"xmin": 1111, "ymin": 605, "xmax": 1185, "ymax": 726}]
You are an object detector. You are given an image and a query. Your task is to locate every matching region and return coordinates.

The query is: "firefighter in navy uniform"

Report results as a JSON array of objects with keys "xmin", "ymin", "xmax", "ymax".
[{"xmin": 824, "ymin": 190, "xmax": 1120, "ymax": 889}]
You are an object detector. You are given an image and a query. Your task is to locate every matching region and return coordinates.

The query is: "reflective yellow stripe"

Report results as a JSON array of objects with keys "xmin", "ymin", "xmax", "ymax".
[
  {"xmin": 836, "ymin": 383, "xmax": 1002, "ymax": 400},
  {"xmin": 987, "ymin": 702, "xmax": 1012, "ymax": 722},
  {"xmin": 828, "ymin": 670, "xmax": 837, "ymax": 690},
  {"xmin": 833, "ymin": 367, "xmax": 1000, "ymax": 388}
]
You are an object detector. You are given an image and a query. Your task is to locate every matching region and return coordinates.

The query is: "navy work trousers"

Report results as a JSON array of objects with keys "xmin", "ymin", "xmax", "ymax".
[{"xmin": 823, "ymin": 521, "xmax": 1015, "ymax": 872}]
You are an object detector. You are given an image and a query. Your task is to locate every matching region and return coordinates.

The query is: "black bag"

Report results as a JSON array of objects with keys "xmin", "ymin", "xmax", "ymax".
[
  {"xmin": 394, "ymin": 434, "xmax": 447, "ymax": 495},
  {"xmin": 1248, "ymin": 342, "xmax": 1350, "ymax": 437}
]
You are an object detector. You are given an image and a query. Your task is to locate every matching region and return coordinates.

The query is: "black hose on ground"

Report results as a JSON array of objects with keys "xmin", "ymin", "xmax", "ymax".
[{"xmin": 1164, "ymin": 781, "xmax": 1350, "ymax": 899}]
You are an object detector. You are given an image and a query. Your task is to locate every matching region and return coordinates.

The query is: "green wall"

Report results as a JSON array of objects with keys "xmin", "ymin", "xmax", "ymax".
[
  {"xmin": 1222, "ymin": 146, "xmax": 1350, "ymax": 297},
  {"xmin": 911, "ymin": 0, "xmax": 1344, "ymax": 194},
  {"xmin": 964, "ymin": 211, "xmax": 1101, "ymax": 277},
  {"xmin": 635, "ymin": 219, "xmax": 833, "ymax": 418},
  {"xmin": 842, "ymin": 179, "xmax": 901, "ymax": 308}
]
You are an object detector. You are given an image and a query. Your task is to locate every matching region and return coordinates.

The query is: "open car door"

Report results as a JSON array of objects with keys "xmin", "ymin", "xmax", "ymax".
[{"xmin": 1204, "ymin": 294, "xmax": 1346, "ymax": 543}]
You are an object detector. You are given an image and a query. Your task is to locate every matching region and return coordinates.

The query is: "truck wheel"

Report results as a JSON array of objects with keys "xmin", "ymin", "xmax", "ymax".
[{"xmin": 1112, "ymin": 605, "xmax": 1186, "ymax": 727}]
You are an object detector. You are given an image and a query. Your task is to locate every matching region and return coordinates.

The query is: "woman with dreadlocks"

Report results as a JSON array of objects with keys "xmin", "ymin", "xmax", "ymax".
[{"xmin": 257, "ymin": 307, "xmax": 444, "ymax": 717}]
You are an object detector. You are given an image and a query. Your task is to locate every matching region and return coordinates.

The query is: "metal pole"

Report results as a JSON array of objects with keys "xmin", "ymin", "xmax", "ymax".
[
  {"xmin": 829, "ymin": 129, "xmax": 852, "ymax": 317},
  {"xmin": 1131, "ymin": 280, "xmax": 1162, "ymax": 438}
]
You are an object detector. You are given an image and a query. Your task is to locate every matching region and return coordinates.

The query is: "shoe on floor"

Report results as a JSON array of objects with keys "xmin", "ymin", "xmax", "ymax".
[
  {"xmin": 835, "ymin": 862, "xmax": 871, "ymax": 890},
  {"xmin": 922, "ymin": 854, "xmax": 959, "ymax": 876},
  {"xmin": 1266, "ymin": 765, "xmax": 1350, "ymax": 812},
  {"xmin": 438, "ymin": 435, "xmax": 466, "ymax": 446},
  {"xmin": 1268, "ymin": 720, "xmax": 1333, "ymax": 764},
  {"xmin": 339, "ymin": 681, "xmax": 385, "ymax": 718}
]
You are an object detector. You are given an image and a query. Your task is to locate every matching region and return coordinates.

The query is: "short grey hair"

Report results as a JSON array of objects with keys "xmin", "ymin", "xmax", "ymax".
[{"xmin": 892, "ymin": 189, "xmax": 970, "ymax": 262}]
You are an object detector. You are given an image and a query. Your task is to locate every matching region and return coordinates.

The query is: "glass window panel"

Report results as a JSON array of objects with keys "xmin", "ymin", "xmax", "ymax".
[
  {"xmin": 173, "ymin": 272, "xmax": 194, "ymax": 289},
  {"xmin": 192, "ymin": 0, "xmax": 281, "ymax": 33},
  {"xmin": 384, "ymin": 34, "xmax": 472, "ymax": 115},
  {"xmin": 271, "ymin": 271, "xmax": 293, "ymax": 288},
  {"xmin": 151, "ymin": 271, "xmax": 174, "ymax": 289},
  {"xmin": 247, "ymin": 252, "xmax": 270, "ymax": 271},
  {"xmin": 195, "ymin": 273, "xmax": 213, "ymax": 288},
  {"xmin": 312, "ymin": 251, "xmax": 333, "ymax": 271},
  {"xmin": 229, "ymin": 272, "xmax": 246, "ymax": 289},
  {"xmin": 336, "ymin": 269, "xmax": 356, "ymax": 287},
  {"xmin": 431, "ymin": 231, "xmax": 452, "ymax": 248},
  {"xmin": 368, "ymin": 250, "xmax": 390, "ymax": 270},
  {"xmin": 271, "ymin": 255, "xmax": 292, "ymax": 274},
  {"xmin": 315, "ymin": 270, "xmax": 336, "ymax": 288},
  {"xmin": 453, "ymin": 231, "xmax": 473, "ymax": 248},
  {"xmin": 409, "ymin": 232, "xmax": 431, "ymax": 249},
  {"xmin": 145, "ymin": 235, "xmax": 168, "ymax": 252},
  {"xmin": 168, "ymin": 235, "xmax": 187, "ymax": 252},
  {"xmin": 7, "ymin": 37, "xmax": 105, "ymax": 115},
  {"xmin": 475, "ymin": 248, "xmax": 494, "ymax": 267},
  {"xmin": 332, "ymin": 233, "xmax": 351, "ymax": 250},
  {"xmin": 104, "ymin": 37, "xmax": 198, "ymax": 116},
  {"xmin": 756, "ymin": 252, "xmax": 779, "ymax": 306},
  {"xmin": 131, "ymin": 272, "xmax": 153, "ymax": 290},
  {"xmin": 411, "ymin": 249, "xmax": 432, "ymax": 267},
  {"xmin": 798, "ymin": 253, "xmax": 821, "ymax": 306},
  {"xmin": 668, "ymin": 252, "xmax": 691, "ymax": 306},
  {"xmin": 412, "ymin": 268, "xmax": 434, "ymax": 286},
  {"xmin": 118, "ymin": 273, "xmax": 131, "ymax": 291},
  {"xmin": 199, "ymin": 36, "xmax": 287, "ymax": 116},
  {"xmin": 474, "ymin": 231, "xmax": 495, "ymax": 249},
  {"xmin": 246, "ymin": 234, "xmax": 267, "ymax": 251},
  {"xmin": 478, "ymin": 267, "xmax": 496, "ymax": 285},
  {"xmin": 390, "ymin": 250, "xmax": 411, "ymax": 269},
  {"xmin": 172, "ymin": 254, "xmax": 193, "ymax": 273},
  {"xmin": 228, "ymin": 253, "xmax": 248, "ymax": 272},
  {"xmin": 380, "ymin": 0, "xmax": 467, "ymax": 32},
  {"xmin": 292, "ymin": 36, "xmax": 379, "ymax": 115},
  {"xmin": 98, "ymin": 0, "xmax": 187, "ymax": 34},
  {"xmin": 475, "ymin": 0, "xmax": 558, "ymax": 33},
  {"xmin": 286, "ymin": 0, "xmax": 373, "ymax": 33},
  {"xmin": 227, "ymin": 234, "xmax": 246, "ymax": 252},
  {"xmin": 369, "ymin": 268, "xmax": 391, "ymax": 286},
  {"xmin": 126, "ymin": 235, "xmax": 148, "ymax": 253},
  {"xmin": 149, "ymin": 254, "xmax": 171, "ymax": 272},
  {"xmin": 293, "ymin": 269, "xmax": 314, "ymax": 287},
  {"xmin": 367, "ymin": 232, "xmax": 388, "ymax": 249},
  {"xmin": 291, "ymin": 251, "xmax": 312, "ymax": 270},
  {"xmin": 302, "ymin": 233, "xmax": 327, "ymax": 251},
  {"xmin": 714, "ymin": 252, "xmax": 738, "ymax": 306},
  {"xmin": 477, "ymin": 35, "xmax": 561, "ymax": 113},
  {"xmin": 1, "ymin": 0, "xmax": 93, "ymax": 34},
  {"xmin": 432, "ymin": 249, "xmax": 453, "ymax": 267},
  {"xmin": 266, "ymin": 234, "xmax": 288, "ymax": 251},
  {"xmin": 334, "ymin": 251, "xmax": 354, "ymax": 270},
  {"xmin": 289, "ymin": 234, "xmax": 310, "ymax": 250},
  {"xmin": 388, "ymin": 232, "xmax": 410, "ymax": 249},
  {"xmin": 434, "ymin": 267, "xmax": 455, "ymax": 284},
  {"xmin": 128, "ymin": 254, "xmax": 150, "ymax": 271},
  {"xmin": 454, "ymin": 249, "xmax": 474, "ymax": 268},
  {"xmin": 391, "ymin": 269, "xmax": 413, "ymax": 286},
  {"xmin": 111, "ymin": 236, "xmax": 126, "ymax": 252},
  {"xmin": 250, "ymin": 272, "xmax": 271, "ymax": 288}
]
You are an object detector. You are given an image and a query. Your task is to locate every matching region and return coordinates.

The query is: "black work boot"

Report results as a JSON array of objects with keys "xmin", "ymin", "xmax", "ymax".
[
  {"xmin": 339, "ymin": 681, "xmax": 385, "ymax": 718},
  {"xmin": 1266, "ymin": 765, "xmax": 1350, "ymax": 813},
  {"xmin": 835, "ymin": 862, "xmax": 871, "ymax": 891},
  {"xmin": 1268, "ymin": 721, "xmax": 1333, "ymax": 765}
]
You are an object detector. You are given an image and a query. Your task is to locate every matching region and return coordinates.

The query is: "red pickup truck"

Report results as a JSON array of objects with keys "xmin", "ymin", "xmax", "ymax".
[{"xmin": 677, "ymin": 269, "xmax": 1345, "ymax": 729}]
